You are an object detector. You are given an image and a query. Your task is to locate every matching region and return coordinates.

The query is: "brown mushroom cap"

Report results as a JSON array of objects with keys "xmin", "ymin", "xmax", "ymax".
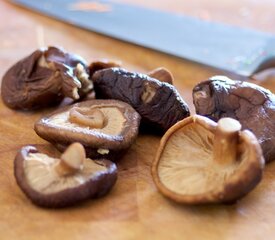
[
  {"xmin": 34, "ymin": 99, "xmax": 141, "ymax": 161},
  {"xmin": 14, "ymin": 145, "xmax": 117, "ymax": 208},
  {"xmin": 92, "ymin": 68, "xmax": 190, "ymax": 132},
  {"xmin": 152, "ymin": 115, "xmax": 264, "ymax": 204},
  {"xmin": 1, "ymin": 46, "xmax": 93, "ymax": 110},
  {"xmin": 192, "ymin": 76, "xmax": 275, "ymax": 163}
]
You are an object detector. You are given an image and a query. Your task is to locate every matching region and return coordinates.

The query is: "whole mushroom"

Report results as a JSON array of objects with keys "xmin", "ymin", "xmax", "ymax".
[
  {"xmin": 1, "ymin": 46, "xmax": 94, "ymax": 110},
  {"xmin": 92, "ymin": 67, "xmax": 190, "ymax": 132},
  {"xmin": 34, "ymin": 99, "xmax": 141, "ymax": 161},
  {"xmin": 193, "ymin": 76, "xmax": 275, "ymax": 163},
  {"xmin": 14, "ymin": 143, "xmax": 117, "ymax": 208},
  {"xmin": 152, "ymin": 115, "xmax": 264, "ymax": 204}
]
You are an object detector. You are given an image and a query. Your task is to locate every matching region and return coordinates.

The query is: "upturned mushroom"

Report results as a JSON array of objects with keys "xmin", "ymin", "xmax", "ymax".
[
  {"xmin": 193, "ymin": 76, "xmax": 275, "ymax": 163},
  {"xmin": 152, "ymin": 115, "xmax": 264, "ymax": 204},
  {"xmin": 92, "ymin": 67, "xmax": 190, "ymax": 132},
  {"xmin": 14, "ymin": 143, "xmax": 117, "ymax": 208},
  {"xmin": 34, "ymin": 99, "xmax": 141, "ymax": 161},
  {"xmin": 1, "ymin": 46, "xmax": 94, "ymax": 110}
]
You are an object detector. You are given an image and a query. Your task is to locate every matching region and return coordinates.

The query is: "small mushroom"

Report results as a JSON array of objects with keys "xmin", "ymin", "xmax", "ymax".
[
  {"xmin": 147, "ymin": 67, "xmax": 174, "ymax": 85},
  {"xmin": 34, "ymin": 99, "xmax": 140, "ymax": 161},
  {"xmin": 92, "ymin": 67, "xmax": 190, "ymax": 132},
  {"xmin": 14, "ymin": 143, "xmax": 117, "ymax": 208},
  {"xmin": 1, "ymin": 46, "xmax": 94, "ymax": 110},
  {"xmin": 89, "ymin": 59, "xmax": 121, "ymax": 78},
  {"xmin": 152, "ymin": 115, "xmax": 264, "ymax": 204},
  {"xmin": 193, "ymin": 76, "xmax": 275, "ymax": 163}
]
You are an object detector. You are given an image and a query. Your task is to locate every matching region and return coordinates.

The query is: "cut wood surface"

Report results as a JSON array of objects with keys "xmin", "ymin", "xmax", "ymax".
[{"xmin": 0, "ymin": 1, "xmax": 275, "ymax": 239}]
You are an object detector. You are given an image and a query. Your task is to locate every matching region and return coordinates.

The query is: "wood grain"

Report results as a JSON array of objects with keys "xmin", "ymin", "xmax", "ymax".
[{"xmin": 0, "ymin": 1, "xmax": 275, "ymax": 239}]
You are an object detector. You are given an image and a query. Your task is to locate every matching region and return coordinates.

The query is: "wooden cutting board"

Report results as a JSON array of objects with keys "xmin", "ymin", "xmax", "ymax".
[{"xmin": 1, "ymin": 1, "xmax": 275, "ymax": 239}]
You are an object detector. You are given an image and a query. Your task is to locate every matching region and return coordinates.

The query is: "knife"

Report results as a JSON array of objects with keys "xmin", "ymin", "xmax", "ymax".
[{"xmin": 11, "ymin": 0, "xmax": 275, "ymax": 78}]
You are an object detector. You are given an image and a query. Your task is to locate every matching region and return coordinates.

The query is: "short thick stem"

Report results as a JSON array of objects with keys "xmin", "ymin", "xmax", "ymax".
[
  {"xmin": 55, "ymin": 143, "xmax": 85, "ymax": 176},
  {"xmin": 55, "ymin": 160, "xmax": 78, "ymax": 176},
  {"xmin": 213, "ymin": 118, "xmax": 242, "ymax": 165},
  {"xmin": 69, "ymin": 107, "xmax": 106, "ymax": 128}
]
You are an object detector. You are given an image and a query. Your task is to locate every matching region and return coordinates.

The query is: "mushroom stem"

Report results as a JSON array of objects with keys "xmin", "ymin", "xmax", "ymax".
[
  {"xmin": 69, "ymin": 107, "xmax": 106, "ymax": 128},
  {"xmin": 148, "ymin": 67, "xmax": 174, "ymax": 84},
  {"xmin": 55, "ymin": 143, "xmax": 85, "ymax": 176},
  {"xmin": 213, "ymin": 118, "xmax": 242, "ymax": 165}
]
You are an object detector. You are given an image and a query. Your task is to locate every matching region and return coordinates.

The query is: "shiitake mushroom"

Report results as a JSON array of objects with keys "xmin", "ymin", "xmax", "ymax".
[
  {"xmin": 1, "ymin": 46, "xmax": 94, "ymax": 110},
  {"xmin": 34, "ymin": 99, "xmax": 141, "ymax": 161},
  {"xmin": 193, "ymin": 76, "xmax": 275, "ymax": 163},
  {"xmin": 152, "ymin": 115, "xmax": 264, "ymax": 204},
  {"xmin": 14, "ymin": 143, "xmax": 117, "ymax": 208},
  {"xmin": 92, "ymin": 67, "xmax": 190, "ymax": 132}
]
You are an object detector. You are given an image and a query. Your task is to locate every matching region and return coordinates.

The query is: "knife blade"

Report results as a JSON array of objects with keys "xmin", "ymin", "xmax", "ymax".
[{"xmin": 11, "ymin": 0, "xmax": 275, "ymax": 77}]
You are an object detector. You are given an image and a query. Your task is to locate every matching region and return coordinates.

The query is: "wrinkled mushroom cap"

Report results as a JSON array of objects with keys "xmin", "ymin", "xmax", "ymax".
[
  {"xmin": 1, "ymin": 46, "xmax": 93, "ymax": 110},
  {"xmin": 14, "ymin": 145, "xmax": 117, "ymax": 208},
  {"xmin": 152, "ymin": 115, "xmax": 264, "ymax": 204},
  {"xmin": 92, "ymin": 68, "xmax": 190, "ymax": 132},
  {"xmin": 192, "ymin": 76, "xmax": 275, "ymax": 163},
  {"xmin": 34, "ymin": 100, "xmax": 140, "ymax": 157}
]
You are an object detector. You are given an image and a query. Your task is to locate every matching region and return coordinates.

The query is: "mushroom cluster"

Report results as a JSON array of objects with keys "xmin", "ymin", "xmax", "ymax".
[{"xmin": 2, "ymin": 47, "xmax": 273, "ymax": 208}]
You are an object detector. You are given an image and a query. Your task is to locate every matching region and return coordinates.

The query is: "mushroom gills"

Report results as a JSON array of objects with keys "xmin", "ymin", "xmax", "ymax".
[
  {"xmin": 158, "ymin": 122, "xmax": 243, "ymax": 195},
  {"xmin": 24, "ymin": 153, "xmax": 106, "ymax": 194},
  {"xmin": 76, "ymin": 63, "xmax": 94, "ymax": 93}
]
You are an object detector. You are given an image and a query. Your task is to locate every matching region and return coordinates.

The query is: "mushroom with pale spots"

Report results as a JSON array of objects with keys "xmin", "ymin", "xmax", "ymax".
[{"xmin": 92, "ymin": 68, "xmax": 190, "ymax": 132}]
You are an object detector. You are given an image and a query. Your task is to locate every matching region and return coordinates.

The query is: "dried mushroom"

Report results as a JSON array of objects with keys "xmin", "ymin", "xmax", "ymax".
[
  {"xmin": 152, "ymin": 115, "xmax": 264, "ymax": 204},
  {"xmin": 193, "ymin": 76, "xmax": 275, "ymax": 163},
  {"xmin": 34, "ymin": 99, "xmax": 140, "ymax": 161},
  {"xmin": 1, "ymin": 46, "xmax": 94, "ymax": 110},
  {"xmin": 14, "ymin": 143, "xmax": 117, "ymax": 208},
  {"xmin": 92, "ymin": 68, "xmax": 190, "ymax": 131}
]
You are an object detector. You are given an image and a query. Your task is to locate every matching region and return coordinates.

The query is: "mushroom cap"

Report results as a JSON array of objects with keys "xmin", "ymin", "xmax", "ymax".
[
  {"xmin": 14, "ymin": 146, "xmax": 117, "ymax": 208},
  {"xmin": 1, "ymin": 49, "xmax": 62, "ymax": 110},
  {"xmin": 1, "ymin": 46, "xmax": 92, "ymax": 110},
  {"xmin": 152, "ymin": 115, "xmax": 264, "ymax": 204},
  {"xmin": 34, "ymin": 99, "xmax": 140, "ymax": 159},
  {"xmin": 192, "ymin": 76, "xmax": 275, "ymax": 163},
  {"xmin": 92, "ymin": 68, "xmax": 190, "ymax": 132}
]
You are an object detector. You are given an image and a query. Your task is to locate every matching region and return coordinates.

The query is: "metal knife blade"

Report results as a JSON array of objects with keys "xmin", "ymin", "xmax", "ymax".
[{"xmin": 11, "ymin": 0, "xmax": 275, "ymax": 77}]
